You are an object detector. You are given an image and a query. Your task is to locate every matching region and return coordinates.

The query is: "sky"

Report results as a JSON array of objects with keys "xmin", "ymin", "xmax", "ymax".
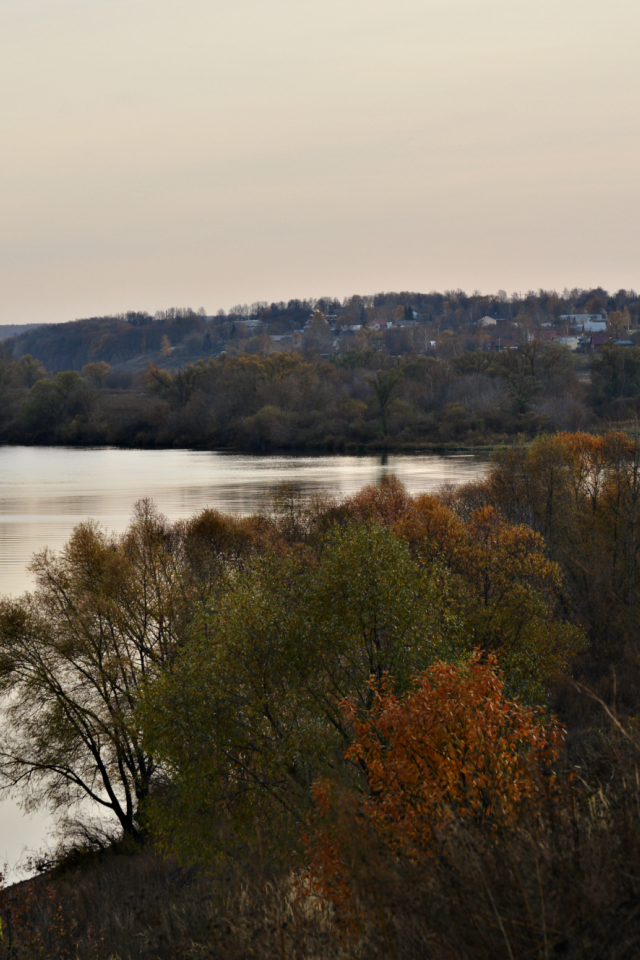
[{"xmin": 1, "ymin": 0, "xmax": 639, "ymax": 324}]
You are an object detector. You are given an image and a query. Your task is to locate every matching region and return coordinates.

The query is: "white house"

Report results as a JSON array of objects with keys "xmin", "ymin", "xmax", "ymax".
[
  {"xmin": 560, "ymin": 314, "xmax": 607, "ymax": 333},
  {"xmin": 557, "ymin": 336, "xmax": 581, "ymax": 350}
]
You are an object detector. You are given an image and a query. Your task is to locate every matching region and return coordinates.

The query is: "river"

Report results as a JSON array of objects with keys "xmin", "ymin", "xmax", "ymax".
[{"xmin": 0, "ymin": 445, "xmax": 489, "ymax": 875}]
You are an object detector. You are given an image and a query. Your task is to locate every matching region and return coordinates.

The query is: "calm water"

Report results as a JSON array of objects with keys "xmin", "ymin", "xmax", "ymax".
[
  {"xmin": 0, "ymin": 446, "xmax": 489, "ymax": 597},
  {"xmin": 0, "ymin": 445, "xmax": 488, "ymax": 874}
]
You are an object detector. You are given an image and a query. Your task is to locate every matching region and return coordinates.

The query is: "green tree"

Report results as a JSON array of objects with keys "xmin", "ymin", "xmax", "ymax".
[
  {"xmin": 493, "ymin": 343, "xmax": 542, "ymax": 415},
  {"xmin": 16, "ymin": 354, "xmax": 47, "ymax": 388},
  {"xmin": 141, "ymin": 522, "xmax": 465, "ymax": 860},
  {"xmin": 0, "ymin": 503, "xmax": 190, "ymax": 839},
  {"xmin": 22, "ymin": 371, "xmax": 95, "ymax": 440},
  {"xmin": 590, "ymin": 344, "xmax": 640, "ymax": 405}
]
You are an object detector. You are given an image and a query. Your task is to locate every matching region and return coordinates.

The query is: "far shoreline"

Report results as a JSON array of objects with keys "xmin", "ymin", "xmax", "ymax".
[{"xmin": 0, "ymin": 439, "xmax": 504, "ymax": 456}]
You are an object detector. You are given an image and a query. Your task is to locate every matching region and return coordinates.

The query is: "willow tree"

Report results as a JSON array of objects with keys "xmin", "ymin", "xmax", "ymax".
[{"xmin": 0, "ymin": 500, "xmax": 258, "ymax": 839}]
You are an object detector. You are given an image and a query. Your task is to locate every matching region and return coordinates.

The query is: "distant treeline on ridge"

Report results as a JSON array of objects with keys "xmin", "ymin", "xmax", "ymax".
[{"xmin": 1, "ymin": 286, "xmax": 640, "ymax": 450}]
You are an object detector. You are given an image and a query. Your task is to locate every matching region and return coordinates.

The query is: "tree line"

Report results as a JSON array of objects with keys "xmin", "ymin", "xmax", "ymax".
[
  {"xmin": 5, "ymin": 287, "xmax": 640, "ymax": 374},
  {"xmin": 1, "ymin": 432, "xmax": 640, "ymax": 956},
  {"xmin": 3, "ymin": 339, "xmax": 640, "ymax": 451}
]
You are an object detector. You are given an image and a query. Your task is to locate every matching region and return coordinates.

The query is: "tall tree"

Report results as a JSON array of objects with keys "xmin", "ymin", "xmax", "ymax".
[
  {"xmin": 366, "ymin": 369, "xmax": 403, "ymax": 436},
  {"xmin": 0, "ymin": 502, "xmax": 189, "ymax": 838}
]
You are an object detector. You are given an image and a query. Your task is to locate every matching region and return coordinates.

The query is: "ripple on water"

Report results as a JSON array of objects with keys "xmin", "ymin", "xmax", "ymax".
[{"xmin": 0, "ymin": 446, "xmax": 489, "ymax": 597}]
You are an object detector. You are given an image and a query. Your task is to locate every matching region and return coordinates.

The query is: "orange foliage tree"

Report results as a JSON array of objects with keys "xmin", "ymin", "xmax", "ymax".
[
  {"xmin": 315, "ymin": 476, "xmax": 581, "ymax": 701},
  {"xmin": 306, "ymin": 653, "xmax": 564, "ymax": 906},
  {"xmin": 339, "ymin": 474, "xmax": 413, "ymax": 526}
]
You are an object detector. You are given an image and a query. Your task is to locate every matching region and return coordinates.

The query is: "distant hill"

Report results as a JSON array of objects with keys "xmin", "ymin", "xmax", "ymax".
[
  {"xmin": 6, "ymin": 311, "xmax": 215, "ymax": 372},
  {"xmin": 7, "ymin": 287, "xmax": 640, "ymax": 374},
  {"xmin": 4, "ymin": 302, "xmax": 315, "ymax": 372},
  {"xmin": 0, "ymin": 323, "xmax": 41, "ymax": 342}
]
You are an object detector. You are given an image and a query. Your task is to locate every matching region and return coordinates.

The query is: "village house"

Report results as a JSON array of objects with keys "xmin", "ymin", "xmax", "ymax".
[
  {"xmin": 561, "ymin": 313, "xmax": 607, "ymax": 333},
  {"xmin": 533, "ymin": 329, "xmax": 559, "ymax": 343},
  {"xmin": 586, "ymin": 333, "xmax": 612, "ymax": 350}
]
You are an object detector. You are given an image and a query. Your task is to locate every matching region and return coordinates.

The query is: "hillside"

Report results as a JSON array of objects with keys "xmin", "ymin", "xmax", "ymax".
[
  {"xmin": 6, "ymin": 311, "xmax": 211, "ymax": 372},
  {"xmin": 5, "ymin": 287, "xmax": 639, "ymax": 374},
  {"xmin": 0, "ymin": 323, "xmax": 41, "ymax": 342},
  {"xmin": 1, "ymin": 288, "xmax": 640, "ymax": 453}
]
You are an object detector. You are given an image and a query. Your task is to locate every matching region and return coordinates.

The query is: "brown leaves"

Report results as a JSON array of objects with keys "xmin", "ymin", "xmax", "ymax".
[
  {"xmin": 305, "ymin": 654, "xmax": 564, "ymax": 908},
  {"xmin": 394, "ymin": 496, "xmax": 580, "ymax": 698}
]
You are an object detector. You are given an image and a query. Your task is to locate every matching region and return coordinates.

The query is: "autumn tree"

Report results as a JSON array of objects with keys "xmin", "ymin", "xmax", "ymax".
[
  {"xmin": 400, "ymin": 499, "xmax": 582, "ymax": 700},
  {"xmin": 462, "ymin": 430, "xmax": 640, "ymax": 721},
  {"xmin": 303, "ymin": 310, "xmax": 333, "ymax": 353},
  {"xmin": 81, "ymin": 361, "xmax": 112, "ymax": 386},
  {"xmin": 334, "ymin": 478, "xmax": 581, "ymax": 701},
  {"xmin": 0, "ymin": 504, "xmax": 175, "ymax": 836},
  {"xmin": 142, "ymin": 484, "xmax": 579, "ymax": 861},
  {"xmin": 484, "ymin": 431, "xmax": 640, "ymax": 642},
  {"xmin": 607, "ymin": 309, "xmax": 630, "ymax": 339},
  {"xmin": 306, "ymin": 653, "xmax": 564, "ymax": 906}
]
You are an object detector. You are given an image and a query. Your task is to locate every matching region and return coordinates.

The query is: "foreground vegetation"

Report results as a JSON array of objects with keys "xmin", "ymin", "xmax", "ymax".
[{"xmin": 1, "ymin": 431, "xmax": 640, "ymax": 957}]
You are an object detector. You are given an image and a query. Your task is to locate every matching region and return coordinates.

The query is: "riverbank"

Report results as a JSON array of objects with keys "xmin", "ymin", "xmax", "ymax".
[
  {"xmin": 1, "ymin": 346, "xmax": 608, "ymax": 453},
  {"xmin": 0, "ymin": 436, "xmax": 505, "ymax": 454}
]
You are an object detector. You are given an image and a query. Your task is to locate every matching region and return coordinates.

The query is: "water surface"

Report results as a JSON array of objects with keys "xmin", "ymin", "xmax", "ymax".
[{"xmin": 0, "ymin": 446, "xmax": 488, "ymax": 597}]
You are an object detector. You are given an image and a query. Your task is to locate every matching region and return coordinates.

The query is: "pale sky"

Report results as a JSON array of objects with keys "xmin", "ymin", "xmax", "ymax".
[{"xmin": 1, "ymin": 0, "xmax": 639, "ymax": 324}]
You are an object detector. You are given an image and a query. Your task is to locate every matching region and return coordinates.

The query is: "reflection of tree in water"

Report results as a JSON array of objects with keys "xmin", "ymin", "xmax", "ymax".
[{"xmin": 377, "ymin": 463, "xmax": 396, "ymax": 490}]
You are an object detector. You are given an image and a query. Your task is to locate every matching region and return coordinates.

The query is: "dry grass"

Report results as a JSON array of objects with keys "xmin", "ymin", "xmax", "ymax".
[
  {"xmin": 2, "ymin": 762, "xmax": 640, "ymax": 960},
  {"xmin": 0, "ymin": 845, "xmax": 342, "ymax": 960}
]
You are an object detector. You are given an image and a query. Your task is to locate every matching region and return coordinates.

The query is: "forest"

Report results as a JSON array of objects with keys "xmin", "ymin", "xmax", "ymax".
[
  {"xmin": 1, "ymin": 430, "xmax": 640, "ymax": 958},
  {"xmin": 2, "ymin": 287, "xmax": 640, "ymax": 451},
  {"xmin": 2, "ymin": 330, "xmax": 640, "ymax": 450}
]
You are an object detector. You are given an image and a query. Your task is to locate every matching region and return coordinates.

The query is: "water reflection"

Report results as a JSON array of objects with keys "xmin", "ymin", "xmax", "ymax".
[{"xmin": 0, "ymin": 446, "xmax": 489, "ymax": 597}]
